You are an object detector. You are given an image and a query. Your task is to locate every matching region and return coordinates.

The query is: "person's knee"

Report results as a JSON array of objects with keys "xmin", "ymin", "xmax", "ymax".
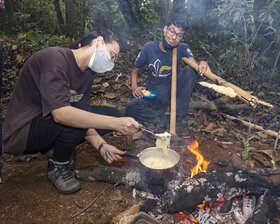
[
  {"xmin": 181, "ymin": 66, "xmax": 198, "ymax": 83},
  {"xmin": 125, "ymin": 99, "xmax": 142, "ymax": 116},
  {"xmin": 105, "ymin": 107, "xmax": 121, "ymax": 117},
  {"xmin": 62, "ymin": 126, "xmax": 87, "ymax": 143}
]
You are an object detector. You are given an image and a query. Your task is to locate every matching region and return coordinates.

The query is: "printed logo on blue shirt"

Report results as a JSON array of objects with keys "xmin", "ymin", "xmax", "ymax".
[
  {"xmin": 149, "ymin": 59, "xmax": 171, "ymax": 78},
  {"xmin": 186, "ymin": 48, "xmax": 193, "ymax": 57}
]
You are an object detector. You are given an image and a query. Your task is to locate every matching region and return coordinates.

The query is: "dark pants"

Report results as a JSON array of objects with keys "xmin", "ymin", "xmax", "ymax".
[
  {"xmin": 24, "ymin": 102, "xmax": 121, "ymax": 162},
  {"xmin": 126, "ymin": 66, "xmax": 197, "ymax": 123}
]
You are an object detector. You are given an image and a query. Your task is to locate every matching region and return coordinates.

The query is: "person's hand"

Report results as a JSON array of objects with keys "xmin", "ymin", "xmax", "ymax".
[
  {"xmin": 99, "ymin": 144, "xmax": 126, "ymax": 163},
  {"xmin": 132, "ymin": 86, "xmax": 146, "ymax": 98},
  {"xmin": 115, "ymin": 117, "xmax": 141, "ymax": 135},
  {"xmin": 198, "ymin": 61, "xmax": 211, "ymax": 76}
]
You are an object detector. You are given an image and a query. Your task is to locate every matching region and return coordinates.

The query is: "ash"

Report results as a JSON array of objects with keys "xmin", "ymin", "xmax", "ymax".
[
  {"xmin": 152, "ymin": 196, "xmax": 257, "ymax": 223},
  {"xmin": 137, "ymin": 176, "xmax": 260, "ymax": 224}
]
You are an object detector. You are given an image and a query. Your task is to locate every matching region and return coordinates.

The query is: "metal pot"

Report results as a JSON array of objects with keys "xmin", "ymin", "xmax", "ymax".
[{"xmin": 123, "ymin": 147, "xmax": 180, "ymax": 184}]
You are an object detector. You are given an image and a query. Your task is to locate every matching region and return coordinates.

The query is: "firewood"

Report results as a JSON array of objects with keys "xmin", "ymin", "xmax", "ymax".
[
  {"xmin": 224, "ymin": 114, "xmax": 279, "ymax": 138},
  {"xmin": 161, "ymin": 168, "xmax": 280, "ymax": 214},
  {"xmin": 182, "ymin": 57, "xmax": 274, "ymax": 108},
  {"xmin": 112, "ymin": 200, "xmax": 145, "ymax": 224},
  {"xmin": 75, "ymin": 166, "xmax": 150, "ymax": 192},
  {"xmin": 188, "ymin": 97, "xmax": 250, "ymax": 112}
]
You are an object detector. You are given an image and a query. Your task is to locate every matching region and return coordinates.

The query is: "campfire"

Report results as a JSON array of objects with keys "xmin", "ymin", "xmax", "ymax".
[
  {"xmin": 75, "ymin": 140, "xmax": 280, "ymax": 224},
  {"xmin": 186, "ymin": 140, "xmax": 210, "ymax": 180}
]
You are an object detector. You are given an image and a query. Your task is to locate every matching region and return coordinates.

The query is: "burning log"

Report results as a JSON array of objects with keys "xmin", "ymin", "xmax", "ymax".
[
  {"xmin": 161, "ymin": 168, "xmax": 280, "ymax": 214},
  {"xmin": 75, "ymin": 164, "xmax": 184, "ymax": 195},
  {"xmin": 245, "ymin": 190, "xmax": 278, "ymax": 224}
]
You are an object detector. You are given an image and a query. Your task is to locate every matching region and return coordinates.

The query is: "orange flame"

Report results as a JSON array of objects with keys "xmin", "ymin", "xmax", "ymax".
[
  {"xmin": 187, "ymin": 140, "xmax": 210, "ymax": 179},
  {"xmin": 176, "ymin": 212, "xmax": 198, "ymax": 223}
]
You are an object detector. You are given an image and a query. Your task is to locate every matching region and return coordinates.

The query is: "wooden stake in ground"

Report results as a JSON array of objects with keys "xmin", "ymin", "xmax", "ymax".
[{"xmin": 170, "ymin": 47, "xmax": 177, "ymax": 135}]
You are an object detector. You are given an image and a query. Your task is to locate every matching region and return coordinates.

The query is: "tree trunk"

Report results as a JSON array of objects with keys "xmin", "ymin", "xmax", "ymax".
[
  {"xmin": 3, "ymin": 0, "xmax": 16, "ymax": 31},
  {"xmin": 117, "ymin": 0, "xmax": 139, "ymax": 28},
  {"xmin": 53, "ymin": 0, "xmax": 65, "ymax": 33},
  {"xmin": 172, "ymin": 0, "xmax": 186, "ymax": 15},
  {"xmin": 133, "ymin": 0, "xmax": 143, "ymax": 29},
  {"xmin": 158, "ymin": 0, "xmax": 170, "ymax": 25},
  {"xmin": 65, "ymin": 0, "xmax": 74, "ymax": 37}
]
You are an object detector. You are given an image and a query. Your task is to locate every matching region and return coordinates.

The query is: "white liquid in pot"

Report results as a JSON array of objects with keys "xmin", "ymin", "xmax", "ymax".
[
  {"xmin": 141, "ymin": 132, "xmax": 172, "ymax": 169},
  {"xmin": 141, "ymin": 157, "xmax": 174, "ymax": 169}
]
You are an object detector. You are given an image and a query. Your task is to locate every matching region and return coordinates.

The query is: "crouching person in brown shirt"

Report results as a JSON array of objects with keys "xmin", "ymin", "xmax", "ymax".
[{"xmin": 3, "ymin": 28, "xmax": 141, "ymax": 194}]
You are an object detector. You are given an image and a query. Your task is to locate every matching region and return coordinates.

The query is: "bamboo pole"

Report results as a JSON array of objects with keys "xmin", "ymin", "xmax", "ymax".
[
  {"xmin": 182, "ymin": 57, "xmax": 274, "ymax": 108},
  {"xmin": 170, "ymin": 48, "xmax": 177, "ymax": 135}
]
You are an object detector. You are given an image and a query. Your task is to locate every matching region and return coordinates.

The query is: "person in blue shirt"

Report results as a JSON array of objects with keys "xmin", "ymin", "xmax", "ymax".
[{"xmin": 126, "ymin": 14, "xmax": 211, "ymax": 129}]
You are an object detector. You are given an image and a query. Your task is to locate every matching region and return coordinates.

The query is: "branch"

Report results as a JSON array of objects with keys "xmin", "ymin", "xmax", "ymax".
[
  {"xmin": 223, "ymin": 114, "xmax": 279, "ymax": 138},
  {"xmin": 71, "ymin": 184, "xmax": 113, "ymax": 218},
  {"xmin": 268, "ymin": 50, "xmax": 280, "ymax": 88}
]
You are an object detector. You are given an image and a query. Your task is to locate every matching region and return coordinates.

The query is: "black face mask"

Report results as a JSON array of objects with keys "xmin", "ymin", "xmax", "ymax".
[{"xmin": 162, "ymin": 36, "xmax": 177, "ymax": 51}]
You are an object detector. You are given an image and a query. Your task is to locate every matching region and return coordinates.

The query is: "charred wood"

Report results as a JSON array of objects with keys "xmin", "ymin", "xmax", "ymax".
[
  {"xmin": 162, "ymin": 169, "xmax": 280, "ymax": 214},
  {"xmin": 245, "ymin": 190, "xmax": 279, "ymax": 224},
  {"xmin": 75, "ymin": 165, "xmax": 180, "ymax": 194},
  {"xmin": 75, "ymin": 166, "xmax": 150, "ymax": 191}
]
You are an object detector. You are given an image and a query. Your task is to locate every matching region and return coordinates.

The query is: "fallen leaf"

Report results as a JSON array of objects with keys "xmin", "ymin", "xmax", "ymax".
[
  {"xmin": 110, "ymin": 190, "xmax": 122, "ymax": 201},
  {"xmin": 132, "ymin": 132, "xmax": 144, "ymax": 140},
  {"xmin": 94, "ymin": 77, "xmax": 103, "ymax": 83},
  {"xmin": 244, "ymin": 160, "xmax": 255, "ymax": 169},
  {"xmin": 103, "ymin": 82, "xmax": 109, "ymax": 87},
  {"xmin": 259, "ymin": 149, "xmax": 273, "ymax": 159},
  {"xmin": 205, "ymin": 122, "xmax": 218, "ymax": 131},
  {"xmin": 104, "ymin": 73, "xmax": 115, "ymax": 79},
  {"xmin": 252, "ymin": 153, "xmax": 273, "ymax": 167},
  {"xmin": 104, "ymin": 93, "xmax": 117, "ymax": 99},
  {"xmin": 16, "ymin": 54, "xmax": 24, "ymax": 63},
  {"xmin": 91, "ymin": 84, "xmax": 106, "ymax": 93},
  {"xmin": 260, "ymin": 149, "xmax": 280, "ymax": 162},
  {"xmin": 210, "ymin": 127, "xmax": 225, "ymax": 136}
]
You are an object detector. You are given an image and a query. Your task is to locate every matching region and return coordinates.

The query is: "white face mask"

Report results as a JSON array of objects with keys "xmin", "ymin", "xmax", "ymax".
[{"xmin": 88, "ymin": 42, "xmax": 115, "ymax": 73}]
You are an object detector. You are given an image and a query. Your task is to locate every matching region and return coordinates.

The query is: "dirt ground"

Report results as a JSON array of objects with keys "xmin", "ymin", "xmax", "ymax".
[{"xmin": 0, "ymin": 124, "xmax": 279, "ymax": 224}]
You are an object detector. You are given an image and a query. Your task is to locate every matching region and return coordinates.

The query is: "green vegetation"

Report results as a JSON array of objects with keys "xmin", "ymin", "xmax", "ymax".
[{"xmin": 1, "ymin": 0, "xmax": 279, "ymax": 120}]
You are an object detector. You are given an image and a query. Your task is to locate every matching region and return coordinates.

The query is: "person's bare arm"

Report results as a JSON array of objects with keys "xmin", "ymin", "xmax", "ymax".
[
  {"xmin": 131, "ymin": 66, "xmax": 146, "ymax": 98},
  {"xmin": 85, "ymin": 129, "xmax": 126, "ymax": 163},
  {"xmin": 52, "ymin": 106, "xmax": 140, "ymax": 135},
  {"xmin": 182, "ymin": 57, "xmax": 210, "ymax": 76}
]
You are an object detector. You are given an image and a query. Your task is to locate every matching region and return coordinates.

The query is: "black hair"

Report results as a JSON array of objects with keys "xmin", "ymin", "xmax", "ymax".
[
  {"xmin": 80, "ymin": 27, "xmax": 118, "ymax": 47},
  {"xmin": 166, "ymin": 14, "xmax": 189, "ymax": 32}
]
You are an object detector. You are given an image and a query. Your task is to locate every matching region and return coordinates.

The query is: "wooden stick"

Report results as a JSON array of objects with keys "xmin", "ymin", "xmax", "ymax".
[
  {"xmin": 71, "ymin": 184, "xmax": 113, "ymax": 218},
  {"xmin": 224, "ymin": 114, "xmax": 279, "ymax": 138},
  {"xmin": 182, "ymin": 57, "xmax": 274, "ymax": 108},
  {"xmin": 170, "ymin": 48, "xmax": 177, "ymax": 135},
  {"xmin": 112, "ymin": 200, "xmax": 145, "ymax": 223}
]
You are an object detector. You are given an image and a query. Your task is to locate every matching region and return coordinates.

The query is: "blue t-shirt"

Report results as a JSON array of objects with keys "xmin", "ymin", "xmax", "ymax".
[{"xmin": 134, "ymin": 40, "xmax": 193, "ymax": 85}]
